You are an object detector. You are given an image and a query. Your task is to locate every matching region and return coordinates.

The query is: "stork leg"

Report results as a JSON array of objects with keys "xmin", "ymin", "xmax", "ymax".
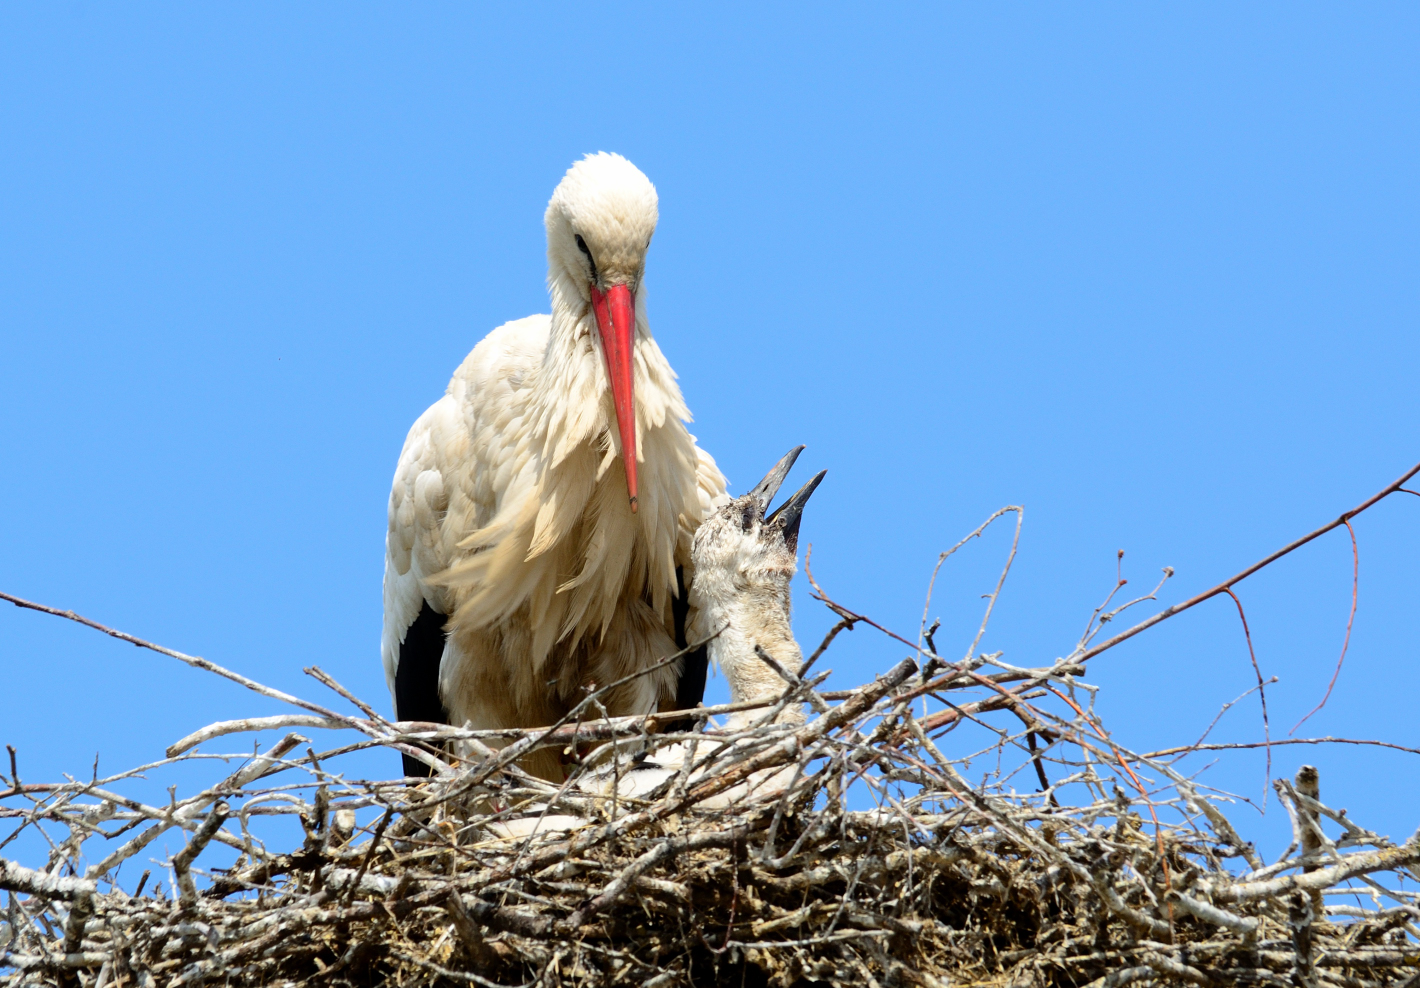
[{"xmin": 394, "ymin": 601, "xmax": 450, "ymax": 779}]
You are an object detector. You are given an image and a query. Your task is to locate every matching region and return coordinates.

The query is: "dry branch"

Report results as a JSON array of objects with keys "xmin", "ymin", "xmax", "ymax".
[{"xmin": 1076, "ymin": 458, "xmax": 1420, "ymax": 664}]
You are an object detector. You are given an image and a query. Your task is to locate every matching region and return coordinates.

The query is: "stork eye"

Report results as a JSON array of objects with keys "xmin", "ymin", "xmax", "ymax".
[{"xmin": 574, "ymin": 233, "xmax": 598, "ymax": 283}]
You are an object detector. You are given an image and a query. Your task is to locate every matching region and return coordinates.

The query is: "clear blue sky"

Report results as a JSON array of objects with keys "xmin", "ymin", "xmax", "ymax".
[{"xmin": 2, "ymin": 5, "xmax": 1417, "ymax": 864}]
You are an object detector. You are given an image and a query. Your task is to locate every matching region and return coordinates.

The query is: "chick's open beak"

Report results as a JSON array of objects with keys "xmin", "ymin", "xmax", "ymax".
[
  {"xmin": 766, "ymin": 470, "xmax": 827, "ymax": 548},
  {"xmin": 748, "ymin": 445, "xmax": 806, "ymax": 515}
]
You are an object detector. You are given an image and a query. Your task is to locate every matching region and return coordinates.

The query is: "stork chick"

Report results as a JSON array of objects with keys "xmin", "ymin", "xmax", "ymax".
[
  {"xmin": 594, "ymin": 446, "xmax": 826, "ymax": 804},
  {"xmin": 689, "ymin": 445, "xmax": 824, "ymax": 732}
]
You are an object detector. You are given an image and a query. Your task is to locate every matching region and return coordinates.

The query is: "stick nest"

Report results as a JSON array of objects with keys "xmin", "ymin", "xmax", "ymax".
[
  {"xmin": 4, "ymin": 643, "xmax": 1419, "ymax": 988},
  {"xmin": 5, "ymin": 483, "xmax": 1420, "ymax": 986}
]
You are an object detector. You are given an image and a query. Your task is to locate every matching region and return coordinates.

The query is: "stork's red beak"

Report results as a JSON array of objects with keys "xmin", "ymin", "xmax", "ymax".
[{"xmin": 590, "ymin": 283, "xmax": 638, "ymax": 512}]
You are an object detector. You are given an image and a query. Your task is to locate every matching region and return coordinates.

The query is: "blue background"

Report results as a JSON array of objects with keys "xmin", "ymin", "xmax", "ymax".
[{"xmin": 2, "ymin": 5, "xmax": 1417, "ymax": 874}]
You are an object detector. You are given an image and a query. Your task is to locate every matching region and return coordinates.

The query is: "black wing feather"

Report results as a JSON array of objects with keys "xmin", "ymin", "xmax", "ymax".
[
  {"xmin": 671, "ymin": 566, "xmax": 709, "ymax": 718},
  {"xmin": 393, "ymin": 601, "xmax": 450, "ymax": 779}
]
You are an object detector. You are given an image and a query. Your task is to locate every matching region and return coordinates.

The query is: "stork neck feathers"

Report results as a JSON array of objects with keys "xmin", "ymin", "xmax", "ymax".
[
  {"xmin": 705, "ymin": 587, "xmax": 803, "ymax": 723},
  {"xmin": 691, "ymin": 500, "xmax": 807, "ymax": 727}
]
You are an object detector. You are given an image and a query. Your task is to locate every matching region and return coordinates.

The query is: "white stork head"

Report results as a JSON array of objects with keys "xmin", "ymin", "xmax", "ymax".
[
  {"xmin": 691, "ymin": 447, "xmax": 827, "ymax": 716},
  {"xmin": 544, "ymin": 152, "xmax": 660, "ymax": 512}
]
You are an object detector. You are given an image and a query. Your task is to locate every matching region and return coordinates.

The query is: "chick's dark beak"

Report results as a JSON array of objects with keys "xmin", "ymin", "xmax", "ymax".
[
  {"xmin": 766, "ymin": 469, "xmax": 827, "ymax": 549},
  {"xmin": 748, "ymin": 445, "xmax": 805, "ymax": 515}
]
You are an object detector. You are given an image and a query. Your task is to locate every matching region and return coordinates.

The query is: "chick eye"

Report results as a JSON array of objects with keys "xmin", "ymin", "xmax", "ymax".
[{"xmin": 574, "ymin": 233, "xmax": 599, "ymax": 283}]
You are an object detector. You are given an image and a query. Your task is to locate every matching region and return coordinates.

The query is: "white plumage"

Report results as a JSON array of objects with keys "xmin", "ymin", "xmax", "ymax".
[{"xmin": 382, "ymin": 154, "xmax": 727, "ymax": 779}]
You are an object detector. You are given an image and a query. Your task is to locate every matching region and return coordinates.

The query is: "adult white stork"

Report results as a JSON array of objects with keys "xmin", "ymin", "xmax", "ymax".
[{"xmin": 382, "ymin": 153, "xmax": 727, "ymax": 780}]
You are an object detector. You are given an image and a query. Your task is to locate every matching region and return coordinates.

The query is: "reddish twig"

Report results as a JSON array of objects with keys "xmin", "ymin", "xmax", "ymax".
[
  {"xmin": 805, "ymin": 555, "xmax": 922, "ymax": 657},
  {"xmin": 1080, "ymin": 550, "xmax": 1129, "ymax": 645},
  {"xmin": 1140, "ymin": 736, "xmax": 1420, "ymax": 760},
  {"xmin": 1222, "ymin": 588, "xmax": 1272, "ymax": 796},
  {"xmin": 1077, "ymin": 459, "xmax": 1420, "ymax": 664},
  {"xmin": 1291, "ymin": 518, "xmax": 1359, "ymax": 735}
]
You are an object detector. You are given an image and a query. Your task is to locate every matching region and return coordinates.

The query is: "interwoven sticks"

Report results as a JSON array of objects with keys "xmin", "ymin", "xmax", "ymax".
[
  {"xmin": 4, "ymin": 652, "xmax": 1418, "ymax": 987},
  {"xmin": 2, "ymin": 461, "xmax": 1418, "ymax": 987}
]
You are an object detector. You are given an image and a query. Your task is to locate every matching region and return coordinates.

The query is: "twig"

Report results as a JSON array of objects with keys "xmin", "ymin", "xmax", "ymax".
[
  {"xmin": 1076, "ymin": 459, "xmax": 1420, "ymax": 664},
  {"xmin": 963, "ymin": 506, "xmax": 1023, "ymax": 663},
  {"xmin": 1139, "ymin": 737, "xmax": 1420, "ymax": 759},
  {"xmin": 174, "ymin": 801, "xmax": 230, "ymax": 906},
  {"xmin": 1223, "ymin": 588, "xmax": 1273, "ymax": 799},
  {"xmin": 1291, "ymin": 518, "xmax": 1360, "ymax": 734},
  {"xmin": 0, "ymin": 590, "xmax": 349, "ymax": 722}
]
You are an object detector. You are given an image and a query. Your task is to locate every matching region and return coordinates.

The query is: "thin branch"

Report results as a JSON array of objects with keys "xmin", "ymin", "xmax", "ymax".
[
  {"xmin": 916, "ymin": 506, "xmax": 1022, "ymax": 652},
  {"xmin": 1076, "ymin": 459, "xmax": 1420, "ymax": 664},
  {"xmin": 963, "ymin": 506, "xmax": 1023, "ymax": 663},
  {"xmin": 0, "ymin": 591, "xmax": 347, "ymax": 722},
  {"xmin": 1222, "ymin": 588, "xmax": 1272, "ymax": 801},
  {"xmin": 1140, "ymin": 737, "xmax": 1420, "ymax": 760},
  {"xmin": 1291, "ymin": 517, "xmax": 1359, "ymax": 735}
]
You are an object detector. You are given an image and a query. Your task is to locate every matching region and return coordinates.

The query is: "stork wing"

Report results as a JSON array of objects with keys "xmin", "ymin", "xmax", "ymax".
[
  {"xmin": 383, "ymin": 396, "xmax": 475, "ymax": 776},
  {"xmin": 381, "ymin": 398, "xmax": 468, "ymax": 692}
]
